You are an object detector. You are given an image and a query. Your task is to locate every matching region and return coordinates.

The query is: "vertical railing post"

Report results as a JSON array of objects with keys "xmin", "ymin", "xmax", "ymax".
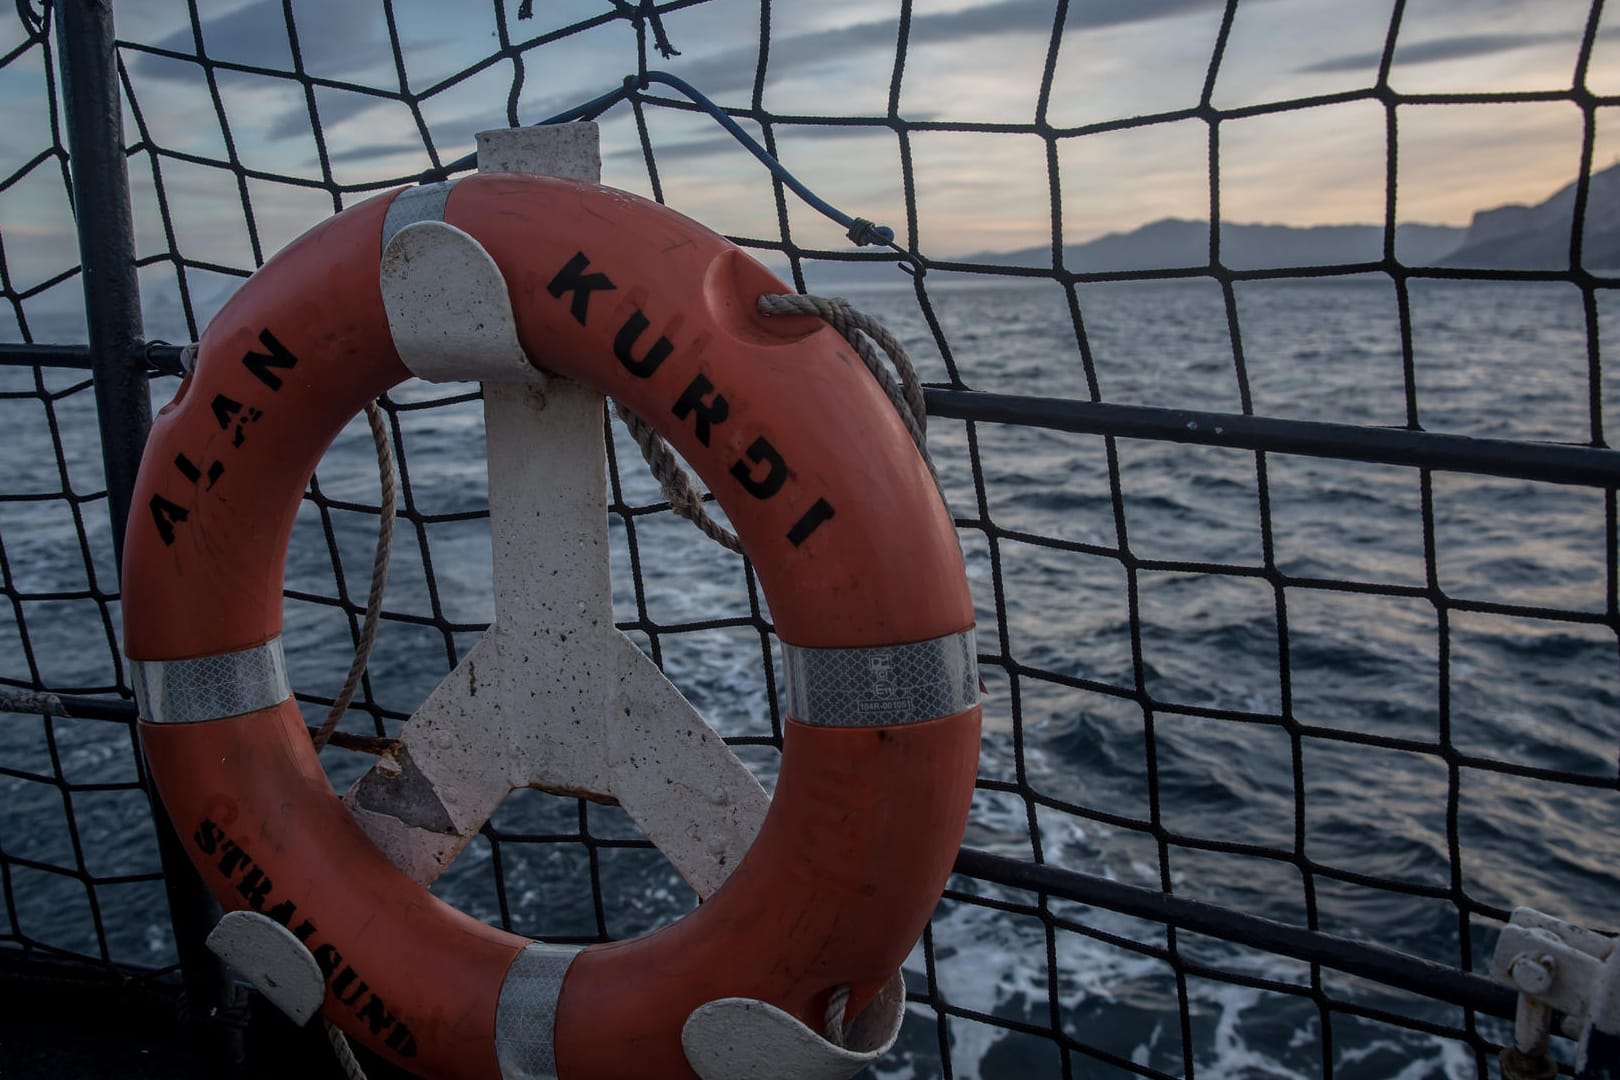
[
  {"xmin": 55, "ymin": 0, "xmax": 149, "ymax": 557},
  {"xmin": 55, "ymin": 3, "xmax": 246, "ymax": 1072}
]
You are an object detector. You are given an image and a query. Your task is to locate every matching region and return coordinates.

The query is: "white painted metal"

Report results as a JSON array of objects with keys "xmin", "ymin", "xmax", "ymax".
[
  {"xmin": 205, "ymin": 910, "xmax": 325, "ymax": 1026},
  {"xmin": 348, "ymin": 123, "xmax": 768, "ymax": 901},
  {"xmin": 380, "ymin": 217, "xmax": 539, "ymax": 385},
  {"xmin": 681, "ymin": 973, "xmax": 908, "ymax": 1080},
  {"xmin": 476, "ymin": 125, "xmax": 600, "ymax": 176},
  {"xmin": 346, "ymin": 372, "xmax": 768, "ymax": 895},
  {"xmin": 1492, "ymin": 906, "xmax": 1620, "ymax": 1057}
]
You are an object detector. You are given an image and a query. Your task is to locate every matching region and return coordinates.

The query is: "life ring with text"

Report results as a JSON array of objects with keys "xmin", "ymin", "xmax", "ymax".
[{"xmin": 122, "ymin": 172, "xmax": 980, "ymax": 1079}]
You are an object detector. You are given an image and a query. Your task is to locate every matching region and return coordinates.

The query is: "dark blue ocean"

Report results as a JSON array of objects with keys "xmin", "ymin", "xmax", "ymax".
[{"xmin": 2, "ymin": 275, "xmax": 1616, "ymax": 1078}]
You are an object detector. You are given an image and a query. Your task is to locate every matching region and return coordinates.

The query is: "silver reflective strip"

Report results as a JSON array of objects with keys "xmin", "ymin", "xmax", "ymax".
[
  {"xmin": 783, "ymin": 628, "xmax": 979, "ymax": 728},
  {"xmin": 496, "ymin": 943, "xmax": 580, "ymax": 1080},
  {"xmin": 130, "ymin": 638, "xmax": 290, "ymax": 725},
  {"xmin": 381, "ymin": 180, "xmax": 456, "ymax": 249}
]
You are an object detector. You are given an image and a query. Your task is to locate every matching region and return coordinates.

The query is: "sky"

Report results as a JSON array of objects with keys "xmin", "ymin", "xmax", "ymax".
[{"xmin": 2, "ymin": 0, "xmax": 1618, "ymax": 334}]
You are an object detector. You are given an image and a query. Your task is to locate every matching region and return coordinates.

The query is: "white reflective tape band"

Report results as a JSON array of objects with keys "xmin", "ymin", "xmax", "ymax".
[
  {"xmin": 381, "ymin": 180, "xmax": 456, "ymax": 248},
  {"xmin": 782, "ymin": 628, "xmax": 979, "ymax": 728},
  {"xmin": 496, "ymin": 943, "xmax": 580, "ymax": 1080},
  {"xmin": 129, "ymin": 638, "xmax": 290, "ymax": 725}
]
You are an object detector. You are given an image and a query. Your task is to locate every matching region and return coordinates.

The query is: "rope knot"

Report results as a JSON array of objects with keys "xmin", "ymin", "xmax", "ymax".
[{"xmin": 845, "ymin": 218, "xmax": 895, "ymax": 247}]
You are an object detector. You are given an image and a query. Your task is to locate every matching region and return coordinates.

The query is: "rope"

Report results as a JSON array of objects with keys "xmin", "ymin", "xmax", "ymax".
[
  {"xmin": 306, "ymin": 398, "xmax": 397, "ymax": 1073},
  {"xmin": 16, "ymin": 0, "xmax": 49, "ymax": 38},
  {"xmin": 757, "ymin": 294, "xmax": 931, "ymax": 457},
  {"xmin": 430, "ymin": 71, "xmax": 902, "ymax": 253},
  {"xmin": 612, "ymin": 400, "xmax": 744, "ymax": 553},
  {"xmin": 310, "ymin": 400, "xmax": 396, "ymax": 752},
  {"xmin": 0, "ymin": 687, "xmax": 67, "ymax": 716},
  {"xmin": 823, "ymin": 983, "xmax": 851, "ymax": 1047},
  {"xmin": 306, "ymin": 400, "xmax": 396, "ymax": 1080},
  {"xmin": 301, "ymin": 401, "xmax": 395, "ymax": 1075},
  {"xmin": 323, "ymin": 1018, "xmax": 370, "ymax": 1080},
  {"xmin": 613, "ymin": 294, "xmax": 944, "ymax": 553},
  {"xmin": 520, "ymin": 0, "xmax": 680, "ymax": 57}
]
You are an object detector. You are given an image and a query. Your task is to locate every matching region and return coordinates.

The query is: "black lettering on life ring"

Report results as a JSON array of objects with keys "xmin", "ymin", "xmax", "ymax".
[
  {"xmin": 192, "ymin": 816, "xmax": 419, "ymax": 1058},
  {"xmin": 194, "ymin": 819, "xmax": 225, "ymax": 854},
  {"xmin": 241, "ymin": 328, "xmax": 299, "ymax": 391},
  {"xmin": 547, "ymin": 252, "xmax": 617, "ymax": 326},
  {"xmin": 150, "ymin": 493, "xmax": 190, "ymax": 547},
  {"xmin": 671, "ymin": 374, "xmax": 729, "ymax": 447},
  {"xmin": 210, "ymin": 394, "xmax": 263, "ymax": 448},
  {"xmin": 236, "ymin": 865, "xmax": 274, "ymax": 910},
  {"xmin": 787, "ymin": 498, "xmax": 835, "ymax": 547},
  {"xmin": 211, "ymin": 394, "xmax": 242, "ymax": 430},
  {"xmin": 614, "ymin": 309, "xmax": 673, "ymax": 378},
  {"xmin": 730, "ymin": 436, "xmax": 786, "ymax": 499},
  {"xmin": 174, "ymin": 453, "xmax": 224, "ymax": 491}
]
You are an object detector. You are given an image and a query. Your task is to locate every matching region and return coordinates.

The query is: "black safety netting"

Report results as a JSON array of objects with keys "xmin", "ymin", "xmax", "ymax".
[{"xmin": 2, "ymin": 1, "xmax": 1619, "ymax": 1077}]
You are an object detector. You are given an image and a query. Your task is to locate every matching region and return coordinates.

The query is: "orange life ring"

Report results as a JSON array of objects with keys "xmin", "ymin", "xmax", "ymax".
[{"xmin": 122, "ymin": 173, "xmax": 981, "ymax": 1079}]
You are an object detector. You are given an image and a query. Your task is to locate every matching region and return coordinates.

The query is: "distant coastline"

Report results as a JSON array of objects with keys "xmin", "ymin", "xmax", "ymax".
[
  {"xmin": 53, "ymin": 163, "xmax": 1620, "ymax": 338},
  {"xmin": 816, "ymin": 161, "xmax": 1620, "ymax": 284}
]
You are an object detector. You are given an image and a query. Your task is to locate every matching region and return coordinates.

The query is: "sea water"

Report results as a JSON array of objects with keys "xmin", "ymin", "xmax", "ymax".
[{"xmin": 1, "ymin": 275, "xmax": 1616, "ymax": 1078}]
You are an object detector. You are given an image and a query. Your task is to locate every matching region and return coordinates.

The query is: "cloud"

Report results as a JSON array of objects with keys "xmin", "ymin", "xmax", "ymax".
[
  {"xmin": 605, "ymin": 117, "xmax": 937, "ymax": 163},
  {"xmin": 268, "ymin": 90, "xmax": 393, "ymax": 141},
  {"xmin": 135, "ymin": 1, "xmax": 399, "ymax": 143},
  {"xmin": 569, "ymin": 0, "xmax": 1226, "ymax": 108},
  {"xmin": 321, "ymin": 141, "xmax": 429, "ymax": 165},
  {"xmin": 1299, "ymin": 29, "xmax": 1608, "ymax": 74},
  {"xmin": 140, "ymin": 1, "xmax": 388, "ymax": 76}
]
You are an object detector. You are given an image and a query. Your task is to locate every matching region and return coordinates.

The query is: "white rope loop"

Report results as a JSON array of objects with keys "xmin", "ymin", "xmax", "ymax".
[
  {"xmin": 310, "ymin": 399, "xmax": 397, "ymax": 753},
  {"xmin": 324, "ymin": 1016, "xmax": 371, "ymax": 1080},
  {"xmin": 314, "ymin": 398, "xmax": 397, "ymax": 1080},
  {"xmin": 824, "ymin": 983, "xmax": 852, "ymax": 1047}
]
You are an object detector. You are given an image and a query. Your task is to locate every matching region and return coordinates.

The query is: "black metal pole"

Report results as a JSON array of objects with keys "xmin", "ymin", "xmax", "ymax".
[
  {"xmin": 54, "ymin": 3, "xmax": 245, "ymax": 1073},
  {"xmin": 926, "ymin": 388, "xmax": 1620, "ymax": 489},
  {"xmin": 55, "ymin": 0, "xmax": 150, "ymax": 562},
  {"xmin": 954, "ymin": 847, "xmax": 1518, "ymax": 1020}
]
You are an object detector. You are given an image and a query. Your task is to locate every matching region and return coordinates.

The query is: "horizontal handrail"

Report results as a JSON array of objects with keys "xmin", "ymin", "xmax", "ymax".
[{"xmin": 7, "ymin": 342, "xmax": 1612, "ymax": 489}]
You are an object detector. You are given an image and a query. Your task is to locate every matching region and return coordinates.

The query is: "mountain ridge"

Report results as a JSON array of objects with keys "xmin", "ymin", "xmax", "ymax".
[{"xmin": 815, "ymin": 162, "xmax": 1620, "ymax": 284}]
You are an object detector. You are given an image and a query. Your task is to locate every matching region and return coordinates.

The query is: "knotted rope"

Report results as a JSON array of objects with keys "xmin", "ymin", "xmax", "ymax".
[{"xmin": 615, "ymin": 293, "xmax": 944, "ymax": 555}]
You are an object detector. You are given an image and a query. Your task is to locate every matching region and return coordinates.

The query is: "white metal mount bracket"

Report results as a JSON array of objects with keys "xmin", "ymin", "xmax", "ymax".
[
  {"xmin": 682, "ymin": 972, "xmax": 908, "ymax": 1080},
  {"xmin": 355, "ymin": 124, "xmax": 771, "ymax": 900},
  {"xmin": 205, "ymin": 909, "xmax": 324, "ymax": 1026},
  {"xmin": 1491, "ymin": 906, "xmax": 1620, "ymax": 1074},
  {"xmin": 379, "ymin": 213, "xmax": 539, "ymax": 385}
]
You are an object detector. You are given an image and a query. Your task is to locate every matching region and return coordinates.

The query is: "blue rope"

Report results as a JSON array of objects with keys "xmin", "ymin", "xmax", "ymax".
[
  {"xmin": 634, "ymin": 72, "xmax": 896, "ymax": 249},
  {"xmin": 430, "ymin": 71, "xmax": 898, "ymax": 250}
]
